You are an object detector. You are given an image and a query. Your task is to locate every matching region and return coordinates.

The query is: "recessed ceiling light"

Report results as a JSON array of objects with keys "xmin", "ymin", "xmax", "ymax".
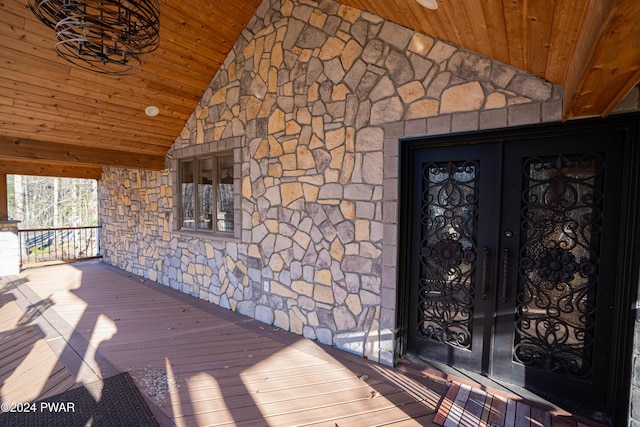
[
  {"xmin": 417, "ymin": 0, "xmax": 438, "ymax": 10},
  {"xmin": 145, "ymin": 105, "xmax": 160, "ymax": 117}
]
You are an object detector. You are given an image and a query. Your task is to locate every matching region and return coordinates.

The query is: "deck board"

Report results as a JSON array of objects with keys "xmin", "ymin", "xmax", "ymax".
[
  {"xmin": 489, "ymin": 394, "xmax": 508, "ymax": 426},
  {"xmin": 531, "ymin": 406, "xmax": 553, "ymax": 427},
  {"xmin": 462, "ymin": 387, "xmax": 486, "ymax": 425},
  {"xmin": 515, "ymin": 401, "xmax": 531, "ymax": 427},
  {"xmin": 444, "ymin": 383, "xmax": 471, "ymax": 427},
  {"xmin": 505, "ymin": 399, "xmax": 518, "ymax": 427},
  {"xmin": 479, "ymin": 394, "xmax": 493, "ymax": 427},
  {"xmin": 434, "ymin": 383, "xmax": 460, "ymax": 425}
]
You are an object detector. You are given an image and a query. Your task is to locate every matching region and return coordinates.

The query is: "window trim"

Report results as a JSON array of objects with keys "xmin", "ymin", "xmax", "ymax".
[{"xmin": 178, "ymin": 151, "xmax": 235, "ymax": 236}]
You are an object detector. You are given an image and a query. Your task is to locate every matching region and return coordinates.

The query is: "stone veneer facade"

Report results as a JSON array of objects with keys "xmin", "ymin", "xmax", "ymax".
[{"xmin": 99, "ymin": 0, "xmax": 563, "ymax": 367}]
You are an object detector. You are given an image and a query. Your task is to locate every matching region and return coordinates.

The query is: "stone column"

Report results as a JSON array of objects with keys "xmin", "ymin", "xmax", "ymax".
[{"xmin": 0, "ymin": 221, "xmax": 20, "ymax": 276}]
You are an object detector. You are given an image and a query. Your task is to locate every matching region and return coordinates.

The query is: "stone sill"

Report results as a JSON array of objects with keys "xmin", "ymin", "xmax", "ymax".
[{"xmin": 174, "ymin": 229, "xmax": 240, "ymax": 243}]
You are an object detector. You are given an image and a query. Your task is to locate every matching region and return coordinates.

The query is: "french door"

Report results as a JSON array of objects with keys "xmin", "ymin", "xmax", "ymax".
[{"xmin": 402, "ymin": 118, "xmax": 638, "ymax": 420}]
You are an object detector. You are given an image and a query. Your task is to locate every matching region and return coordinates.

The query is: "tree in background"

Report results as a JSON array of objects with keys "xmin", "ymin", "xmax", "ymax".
[{"xmin": 7, "ymin": 175, "xmax": 98, "ymax": 229}]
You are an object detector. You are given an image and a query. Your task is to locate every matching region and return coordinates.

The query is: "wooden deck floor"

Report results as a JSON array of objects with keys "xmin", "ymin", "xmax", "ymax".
[{"xmin": 0, "ymin": 261, "xmax": 605, "ymax": 426}]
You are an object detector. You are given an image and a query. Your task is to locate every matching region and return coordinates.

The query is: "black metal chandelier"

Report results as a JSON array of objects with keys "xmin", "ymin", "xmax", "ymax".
[{"xmin": 29, "ymin": 0, "xmax": 160, "ymax": 75}]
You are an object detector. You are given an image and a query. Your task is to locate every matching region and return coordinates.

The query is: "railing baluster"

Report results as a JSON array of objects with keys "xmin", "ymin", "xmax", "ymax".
[{"xmin": 48, "ymin": 229, "xmax": 52, "ymax": 262}]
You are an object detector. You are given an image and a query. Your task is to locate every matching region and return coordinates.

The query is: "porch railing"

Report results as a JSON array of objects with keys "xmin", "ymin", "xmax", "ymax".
[{"xmin": 18, "ymin": 226, "xmax": 102, "ymax": 268}]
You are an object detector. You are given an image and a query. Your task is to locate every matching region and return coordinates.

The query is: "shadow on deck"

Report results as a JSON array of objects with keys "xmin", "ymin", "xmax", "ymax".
[{"xmin": 0, "ymin": 261, "xmax": 604, "ymax": 426}]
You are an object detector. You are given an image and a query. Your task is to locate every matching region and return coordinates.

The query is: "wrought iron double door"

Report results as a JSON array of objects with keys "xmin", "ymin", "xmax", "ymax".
[{"xmin": 406, "ymin": 130, "xmax": 625, "ymax": 411}]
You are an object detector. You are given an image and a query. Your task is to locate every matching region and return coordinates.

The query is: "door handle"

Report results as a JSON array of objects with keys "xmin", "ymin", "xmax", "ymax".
[
  {"xmin": 502, "ymin": 248, "xmax": 510, "ymax": 303},
  {"xmin": 481, "ymin": 246, "xmax": 489, "ymax": 300}
]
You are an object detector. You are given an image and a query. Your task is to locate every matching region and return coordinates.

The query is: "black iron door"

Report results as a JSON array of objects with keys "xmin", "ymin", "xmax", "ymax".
[
  {"xmin": 405, "ymin": 125, "xmax": 627, "ymax": 416},
  {"xmin": 492, "ymin": 134, "xmax": 624, "ymax": 412},
  {"xmin": 407, "ymin": 144, "xmax": 500, "ymax": 372}
]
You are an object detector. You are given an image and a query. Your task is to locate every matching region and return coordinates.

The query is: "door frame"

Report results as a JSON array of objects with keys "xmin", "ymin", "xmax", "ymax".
[{"xmin": 396, "ymin": 114, "xmax": 640, "ymax": 425}]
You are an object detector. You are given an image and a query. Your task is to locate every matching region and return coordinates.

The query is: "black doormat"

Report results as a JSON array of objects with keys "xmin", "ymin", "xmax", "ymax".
[{"xmin": 0, "ymin": 372, "xmax": 158, "ymax": 427}]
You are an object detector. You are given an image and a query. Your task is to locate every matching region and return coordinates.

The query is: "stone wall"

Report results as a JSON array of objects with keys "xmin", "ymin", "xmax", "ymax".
[{"xmin": 99, "ymin": 0, "xmax": 562, "ymax": 365}]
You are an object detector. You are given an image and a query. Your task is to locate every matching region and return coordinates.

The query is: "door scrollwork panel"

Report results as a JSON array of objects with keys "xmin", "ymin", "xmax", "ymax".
[
  {"xmin": 417, "ymin": 161, "xmax": 479, "ymax": 350},
  {"xmin": 515, "ymin": 154, "xmax": 603, "ymax": 380}
]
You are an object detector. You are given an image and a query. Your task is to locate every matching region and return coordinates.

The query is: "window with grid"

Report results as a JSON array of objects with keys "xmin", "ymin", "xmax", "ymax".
[{"xmin": 179, "ymin": 153, "xmax": 234, "ymax": 234}]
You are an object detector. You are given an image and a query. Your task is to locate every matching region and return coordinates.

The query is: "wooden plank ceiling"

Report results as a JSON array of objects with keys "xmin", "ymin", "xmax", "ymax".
[{"xmin": 1, "ymin": 0, "xmax": 639, "ymax": 178}]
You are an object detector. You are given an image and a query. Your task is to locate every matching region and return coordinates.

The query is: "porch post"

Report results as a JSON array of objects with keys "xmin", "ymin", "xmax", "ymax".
[
  {"xmin": 0, "ymin": 173, "xmax": 7, "ymax": 221},
  {"xmin": 0, "ymin": 173, "xmax": 20, "ymax": 276}
]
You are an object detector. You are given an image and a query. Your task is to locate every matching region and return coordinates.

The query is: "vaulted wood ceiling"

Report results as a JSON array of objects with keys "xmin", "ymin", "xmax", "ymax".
[{"xmin": 1, "ymin": 0, "xmax": 639, "ymax": 179}]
